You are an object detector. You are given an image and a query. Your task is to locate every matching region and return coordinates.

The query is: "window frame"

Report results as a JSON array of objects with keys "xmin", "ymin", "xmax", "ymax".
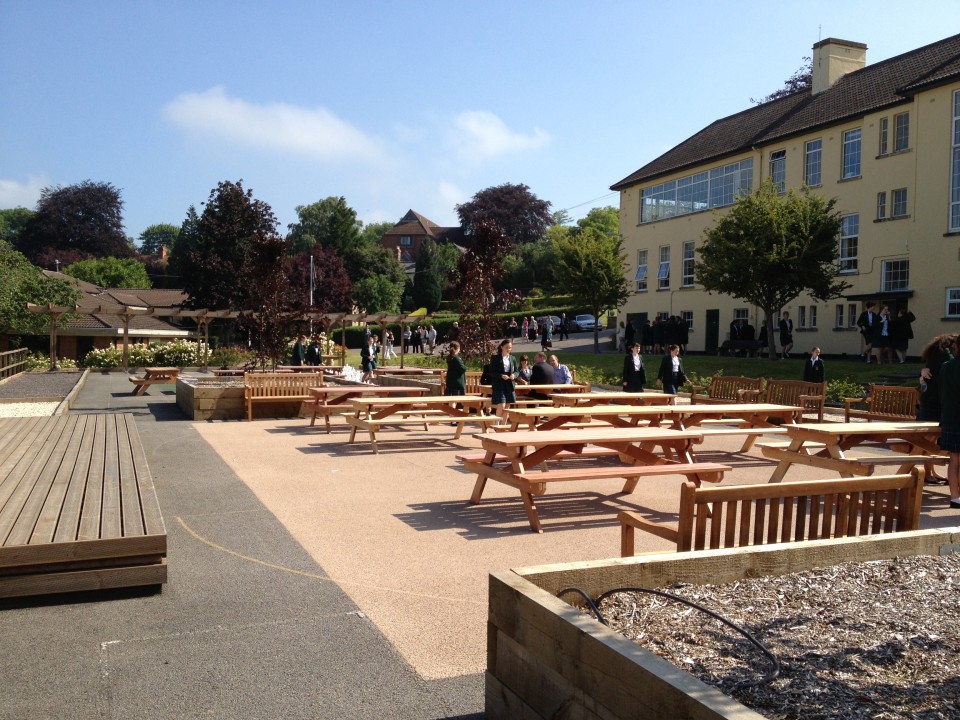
[
  {"xmin": 835, "ymin": 304, "xmax": 844, "ymax": 328},
  {"xmin": 881, "ymin": 258, "xmax": 910, "ymax": 293},
  {"xmin": 893, "ymin": 112, "xmax": 909, "ymax": 152},
  {"xmin": 635, "ymin": 249, "xmax": 648, "ymax": 292},
  {"xmin": 798, "ymin": 306, "xmax": 807, "ymax": 329},
  {"xmin": 952, "ymin": 89, "xmax": 960, "ymax": 232},
  {"xmin": 681, "ymin": 310, "xmax": 694, "ymax": 331},
  {"xmin": 947, "ymin": 287, "xmax": 960, "ymax": 318},
  {"xmin": 681, "ymin": 241, "xmax": 695, "ymax": 287},
  {"xmin": 804, "ymin": 139, "xmax": 822, "ymax": 187},
  {"xmin": 839, "ymin": 214, "xmax": 859, "ymax": 273},
  {"xmin": 892, "ymin": 188, "xmax": 908, "ymax": 218},
  {"xmin": 877, "ymin": 191, "xmax": 887, "ymax": 220},
  {"xmin": 399, "ymin": 235, "xmax": 413, "ymax": 247},
  {"xmin": 848, "ymin": 304, "xmax": 858, "ymax": 329},
  {"xmin": 769, "ymin": 149, "xmax": 786, "ymax": 193},
  {"xmin": 657, "ymin": 246, "xmax": 670, "ymax": 290},
  {"xmin": 879, "ymin": 117, "xmax": 889, "ymax": 156},
  {"xmin": 842, "ymin": 128, "xmax": 862, "ymax": 179}
]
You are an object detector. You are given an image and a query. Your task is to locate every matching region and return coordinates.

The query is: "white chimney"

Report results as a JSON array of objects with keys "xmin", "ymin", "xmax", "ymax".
[{"xmin": 812, "ymin": 38, "xmax": 867, "ymax": 95}]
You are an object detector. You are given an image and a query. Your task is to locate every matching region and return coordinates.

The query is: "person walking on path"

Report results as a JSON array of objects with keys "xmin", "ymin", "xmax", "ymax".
[
  {"xmin": 802, "ymin": 347, "xmax": 825, "ymax": 383},
  {"xmin": 779, "ymin": 312, "xmax": 794, "ymax": 359},
  {"xmin": 656, "ymin": 344, "xmax": 686, "ymax": 397},
  {"xmin": 426, "ymin": 325, "xmax": 437, "ymax": 355},
  {"xmin": 622, "ymin": 342, "xmax": 647, "ymax": 392},
  {"xmin": 489, "ymin": 338, "xmax": 519, "ymax": 423},
  {"xmin": 891, "ymin": 308, "xmax": 916, "ymax": 363},
  {"xmin": 873, "ymin": 305, "xmax": 893, "ymax": 365},
  {"xmin": 305, "ymin": 336, "xmax": 321, "ymax": 366},
  {"xmin": 521, "ymin": 317, "xmax": 529, "ymax": 342},
  {"xmin": 382, "ymin": 330, "xmax": 397, "ymax": 360},
  {"xmin": 919, "ymin": 333, "xmax": 957, "ymax": 484},
  {"xmin": 360, "ymin": 335, "xmax": 378, "ymax": 383},
  {"xmin": 558, "ymin": 313, "xmax": 569, "ymax": 341},
  {"xmin": 291, "ymin": 334, "xmax": 306, "ymax": 366},
  {"xmin": 936, "ymin": 335, "xmax": 960, "ymax": 508},
  {"xmin": 857, "ymin": 301, "xmax": 878, "ymax": 363}
]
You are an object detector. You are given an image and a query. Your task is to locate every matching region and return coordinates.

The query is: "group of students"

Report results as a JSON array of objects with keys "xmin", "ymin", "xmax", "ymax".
[
  {"xmin": 621, "ymin": 343, "xmax": 687, "ymax": 395},
  {"xmin": 856, "ymin": 302, "xmax": 916, "ymax": 364},
  {"xmin": 290, "ymin": 334, "xmax": 325, "ymax": 366}
]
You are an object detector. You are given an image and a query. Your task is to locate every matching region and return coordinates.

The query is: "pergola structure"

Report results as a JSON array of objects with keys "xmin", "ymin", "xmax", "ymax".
[{"xmin": 26, "ymin": 304, "xmax": 419, "ymax": 370}]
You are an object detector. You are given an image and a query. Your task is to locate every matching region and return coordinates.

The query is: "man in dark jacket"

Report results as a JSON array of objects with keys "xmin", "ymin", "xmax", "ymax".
[{"xmin": 528, "ymin": 352, "xmax": 555, "ymax": 400}]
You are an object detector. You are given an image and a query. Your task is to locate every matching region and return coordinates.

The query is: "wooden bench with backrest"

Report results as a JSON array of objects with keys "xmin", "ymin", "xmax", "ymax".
[
  {"xmin": 844, "ymin": 384, "xmax": 919, "ymax": 422},
  {"xmin": 618, "ymin": 468, "xmax": 924, "ymax": 555},
  {"xmin": 244, "ymin": 372, "xmax": 324, "ymax": 421},
  {"xmin": 740, "ymin": 378, "xmax": 827, "ymax": 422},
  {"xmin": 689, "ymin": 374, "xmax": 762, "ymax": 405}
]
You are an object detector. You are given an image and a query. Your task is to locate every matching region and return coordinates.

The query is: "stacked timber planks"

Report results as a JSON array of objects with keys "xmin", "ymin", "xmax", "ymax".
[{"xmin": 0, "ymin": 413, "xmax": 167, "ymax": 598}]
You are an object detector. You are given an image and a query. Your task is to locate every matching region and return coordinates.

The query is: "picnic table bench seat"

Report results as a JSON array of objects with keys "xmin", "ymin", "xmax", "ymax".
[
  {"xmin": 689, "ymin": 374, "xmax": 762, "ymax": 404},
  {"xmin": 618, "ymin": 468, "xmax": 924, "ymax": 555},
  {"xmin": 244, "ymin": 372, "xmax": 324, "ymax": 421},
  {"xmin": 129, "ymin": 367, "xmax": 180, "ymax": 396},
  {"xmin": 844, "ymin": 384, "xmax": 919, "ymax": 422}
]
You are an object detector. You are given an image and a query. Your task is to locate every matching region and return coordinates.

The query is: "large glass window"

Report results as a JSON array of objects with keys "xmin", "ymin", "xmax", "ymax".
[
  {"xmin": 769, "ymin": 150, "xmax": 786, "ymax": 193},
  {"xmin": 842, "ymin": 128, "xmax": 862, "ymax": 179},
  {"xmin": 892, "ymin": 188, "xmax": 908, "ymax": 218},
  {"xmin": 879, "ymin": 117, "xmax": 889, "ymax": 155},
  {"xmin": 681, "ymin": 311, "xmax": 693, "ymax": 331},
  {"xmin": 947, "ymin": 288, "xmax": 960, "ymax": 318},
  {"xmin": 882, "ymin": 259, "xmax": 909, "ymax": 292},
  {"xmin": 400, "ymin": 235, "xmax": 413, "ymax": 247},
  {"xmin": 894, "ymin": 112, "xmax": 909, "ymax": 152},
  {"xmin": 641, "ymin": 159, "xmax": 752, "ymax": 222},
  {"xmin": 835, "ymin": 304, "xmax": 844, "ymax": 328},
  {"xmin": 877, "ymin": 191, "xmax": 887, "ymax": 220},
  {"xmin": 804, "ymin": 139, "xmax": 822, "ymax": 186},
  {"xmin": 848, "ymin": 304, "xmax": 858, "ymax": 329},
  {"xmin": 635, "ymin": 249, "xmax": 648, "ymax": 292},
  {"xmin": 951, "ymin": 90, "xmax": 960, "ymax": 231},
  {"xmin": 657, "ymin": 246, "xmax": 670, "ymax": 290},
  {"xmin": 681, "ymin": 241, "xmax": 695, "ymax": 287},
  {"xmin": 839, "ymin": 214, "xmax": 859, "ymax": 272}
]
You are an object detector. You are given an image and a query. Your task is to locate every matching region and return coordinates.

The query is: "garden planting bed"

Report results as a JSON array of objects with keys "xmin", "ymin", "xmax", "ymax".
[{"xmin": 486, "ymin": 528, "xmax": 960, "ymax": 720}]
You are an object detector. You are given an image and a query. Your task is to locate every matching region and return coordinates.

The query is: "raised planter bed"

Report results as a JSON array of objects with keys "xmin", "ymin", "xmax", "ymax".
[{"xmin": 486, "ymin": 528, "xmax": 960, "ymax": 720}]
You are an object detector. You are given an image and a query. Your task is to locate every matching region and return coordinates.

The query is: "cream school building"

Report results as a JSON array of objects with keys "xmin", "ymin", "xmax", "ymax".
[{"xmin": 612, "ymin": 34, "xmax": 960, "ymax": 357}]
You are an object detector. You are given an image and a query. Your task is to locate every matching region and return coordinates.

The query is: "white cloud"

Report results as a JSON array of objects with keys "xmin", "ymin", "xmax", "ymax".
[
  {"xmin": 163, "ymin": 87, "xmax": 385, "ymax": 164},
  {"xmin": 0, "ymin": 175, "xmax": 47, "ymax": 209},
  {"xmin": 445, "ymin": 111, "xmax": 550, "ymax": 162},
  {"xmin": 437, "ymin": 180, "xmax": 466, "ymax": 210}
]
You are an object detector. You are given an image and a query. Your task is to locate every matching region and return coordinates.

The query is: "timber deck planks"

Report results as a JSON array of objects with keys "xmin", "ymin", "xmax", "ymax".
[{"xmin": 0, "ymin": 414, "xmax": 167, "ymax": 598}]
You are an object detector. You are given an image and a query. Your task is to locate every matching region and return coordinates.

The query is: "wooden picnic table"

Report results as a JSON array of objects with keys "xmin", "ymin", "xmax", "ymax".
[
  {"xmin": 307, "ymin": 385, "xmax": 429, "ymax": 432},
  {"xmin": 550, "ymin": 390, "xmax": 676, "ymax": 407},
  {"xmin": 479, "ymin": 383, "xmax": 590, "ymax": 402},
  {"xmin": 346, "ymin": 395, "xmax": 497, "ymax": 453},
  {"xmin": 461, "ymin": 426, "xmax": 731, "ymax": 533},
  {"xmin": 376, "ymin": 367, "xmax": 444, "ymax": 375},
  {"xmin": 129, "ymin": 366, "xmax": 180, "ymax": 396},
  {"xmin": 761, "ymin": 421, "xmax": 945, "ymax": 482}
]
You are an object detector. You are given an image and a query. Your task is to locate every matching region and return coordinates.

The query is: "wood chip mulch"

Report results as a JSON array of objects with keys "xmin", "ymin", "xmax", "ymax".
[{"xmin": 594, "ymin": 553, "xmax": 960, "ymax": 719}]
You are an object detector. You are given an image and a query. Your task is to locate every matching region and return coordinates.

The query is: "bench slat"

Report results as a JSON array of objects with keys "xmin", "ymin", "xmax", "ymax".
[{"xmin": 516, "ymin": 462, "xmax": 731, "ymax": 483}]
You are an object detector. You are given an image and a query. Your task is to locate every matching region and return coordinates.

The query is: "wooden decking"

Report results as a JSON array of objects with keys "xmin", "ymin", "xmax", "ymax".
[{"xmin": 0, "ymin": 413, "xmax": 167, "ymax": 598}]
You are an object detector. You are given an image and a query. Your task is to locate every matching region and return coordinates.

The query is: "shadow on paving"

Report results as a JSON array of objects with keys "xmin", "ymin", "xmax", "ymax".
[{"xmin": 0, "ymin": 371, "xmax": 484, "ymax": 720}]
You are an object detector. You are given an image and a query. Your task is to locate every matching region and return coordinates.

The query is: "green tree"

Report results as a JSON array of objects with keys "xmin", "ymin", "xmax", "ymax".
[
  {"xmin": 358, "ymin": 220, "xmax": 395, "ymax": 247},
  {"xmin": 575, "ymin": 206, "xmax": 619, "ymax": 238},
  {"xmin": 500, "ymin": 239, "xmax": 556, "ymax": 293},
  {"xmin": 0, "ymin": 208, "xmax": 34, "ymax": 246},
  {"xmin": 0, "ymin": 241, "xmax": 80, "ymax": 335},
  {"xmin": 286, "ymin": 197, "xmax": 362, "ymax": 257},
  {"xmin": 239, "ymin": 233, "xmax": 295, "ymax": 368},
  {"xmin": 16, "ymin": 180, "xmax": 132, "ymax": 266},
  {"xmin": 353, "ymin": 275, "xmax": 403, "ymax": 313},
  {"xmin": 345, "ymin": 242, "xmax": 406, "ymax": 304},
  {"xmin": 456, "ymin": 183, "xmax": 552, "ymax": 245},
  {"xmin": 180, "ymin": 181, "xmax": 281, "ymax": 310},
  {"xmin": 552, "ymin": 227, "xmax": 631, "ymax": 352},
  {"xmin": 696, "ymin": 180, "xmax": 849, "ymax": 358},
  {"xmin": 63, "ymin": 257, "xmax": 152, "ymax": 288},
  {"xmin": 138, "ymin": 223, "xmax": 180, "ymax": 256},
  {"xmin": 412, "ymin": 238, "xmax": 444, "ymax": 312}
]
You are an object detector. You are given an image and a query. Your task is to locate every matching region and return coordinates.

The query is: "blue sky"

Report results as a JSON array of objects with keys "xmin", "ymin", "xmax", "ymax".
[{"xmin": 1, "ymin": 1, "xmax": 957, "ymax": 246}]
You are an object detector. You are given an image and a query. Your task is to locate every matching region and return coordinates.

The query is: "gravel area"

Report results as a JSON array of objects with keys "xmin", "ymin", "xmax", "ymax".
[
  {"xmin": 0, "ymin": 370, "xmax": 85, "ymax": 399},
  {"xmin": 595, "ymin": 554, "xmax": 960, "ymax": 719}
]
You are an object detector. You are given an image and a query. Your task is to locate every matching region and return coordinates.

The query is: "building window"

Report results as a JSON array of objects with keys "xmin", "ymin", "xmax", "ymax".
[
  {"xmin": 400, "ymin": 235, "xmax": 413, "ymax": 247},
  {"xmin": 842, "ymin": 128, "xmax": 861, "ymax": 179},
  {"xmin": 839, "ymin": 214, "xmax": 858, "ymax": 272},
  {"xmin": 635, "ymin": 250, "xmax": 648, "ymax": 292},
  {"xmin": 657, "ymin": 311, "xmax": 669, "ymax": 322},
  {"xmin": 640, "ymin": 158, "xmax": 753, "ymax": 222},
  {"xmin": 769, "ymin": 150, "xmax": 786, "ymax": 192},
  {"xmin": 947, "ymin": 288, "xmax": 960, "ymax": 318},
  {"xmin": 798, "ymin": 306, "xmax": 807, "ymax": 328},
  {"xmin": 892, "ymin": 188, "xmax": 908, "ymax": 218},
  {"xmin": 804, "ymin": 139, "xmax": 822, "ymax": 186},
  {"xmin": 809, "ymin": 305, "xmax": 817, "ymax": 329},
  {"xmin": 681, "ymin": 311, "xmax": 694, "ymax": 331},
  {"xmin": 879, "ymin": 117, "xmax": 889, "ymax": 156},
  {"xmin": 835, "ymin": 304, "xmax": 844, "ymax": 328},
  {"xmin": 882, "ymin": 259, "xmax": 909, "ymax": 292},
  {"xmin": 681, "ymin": 241, "xmax": 695, "ymax": 287},
  {"xmin": 952, "ymin": 90, "xmax": 960, "ymax": 231},
  {"xmin": 734, "ymin": 308, "xmax": 749, "ymax": 322},
  {"xmin": 848, "ymin": 304, "xmax": 858, "ymax": 329},
  {"xmin": 657, "ymin": 246, "xmax": 670, "ymax": 290},
  {"xmin": 877, "ymin": 191, "xmax": 887, "ymax": 220},
  {"xmin": 894, "ymin": 112, "xmax": 909, "ymax": 152}
]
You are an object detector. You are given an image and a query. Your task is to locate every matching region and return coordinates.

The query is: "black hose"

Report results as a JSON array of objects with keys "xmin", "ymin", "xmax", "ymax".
[{"xmin": 557, "ymin": 585, "xmax": 781, "ymax": 689}]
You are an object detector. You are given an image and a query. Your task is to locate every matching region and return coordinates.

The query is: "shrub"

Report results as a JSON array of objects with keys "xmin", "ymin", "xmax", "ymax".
[
  {"xmin": 83, "ymin": 346, "xmax": 124, "ymax": 369},
  {"xmin": 126, "ymin": 343, "xmax": 156, "ymax": 367},
  {"xmin": 151, "ymin": 339, "xmax": 209, "ymax": 367},
  {"xmin": 826, "ymin": 377, "xmax": 866, "ymax": 404},
  {"xmin": 210, "ymin": 345, "xmax": 255, "ymax": 368},
  {"xmin": 24, "ymin": 352, "xmax": 78, "ymax": 370}
]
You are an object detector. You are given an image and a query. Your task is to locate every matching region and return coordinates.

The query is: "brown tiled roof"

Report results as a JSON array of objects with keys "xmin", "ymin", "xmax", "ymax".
[
  {"xmin": 382, "ymin": 209, "xmax": 464, "ymax": 245},
  {"xmin": 612, "ymin": 33, "xmax": 960, "ymax": 190}
]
